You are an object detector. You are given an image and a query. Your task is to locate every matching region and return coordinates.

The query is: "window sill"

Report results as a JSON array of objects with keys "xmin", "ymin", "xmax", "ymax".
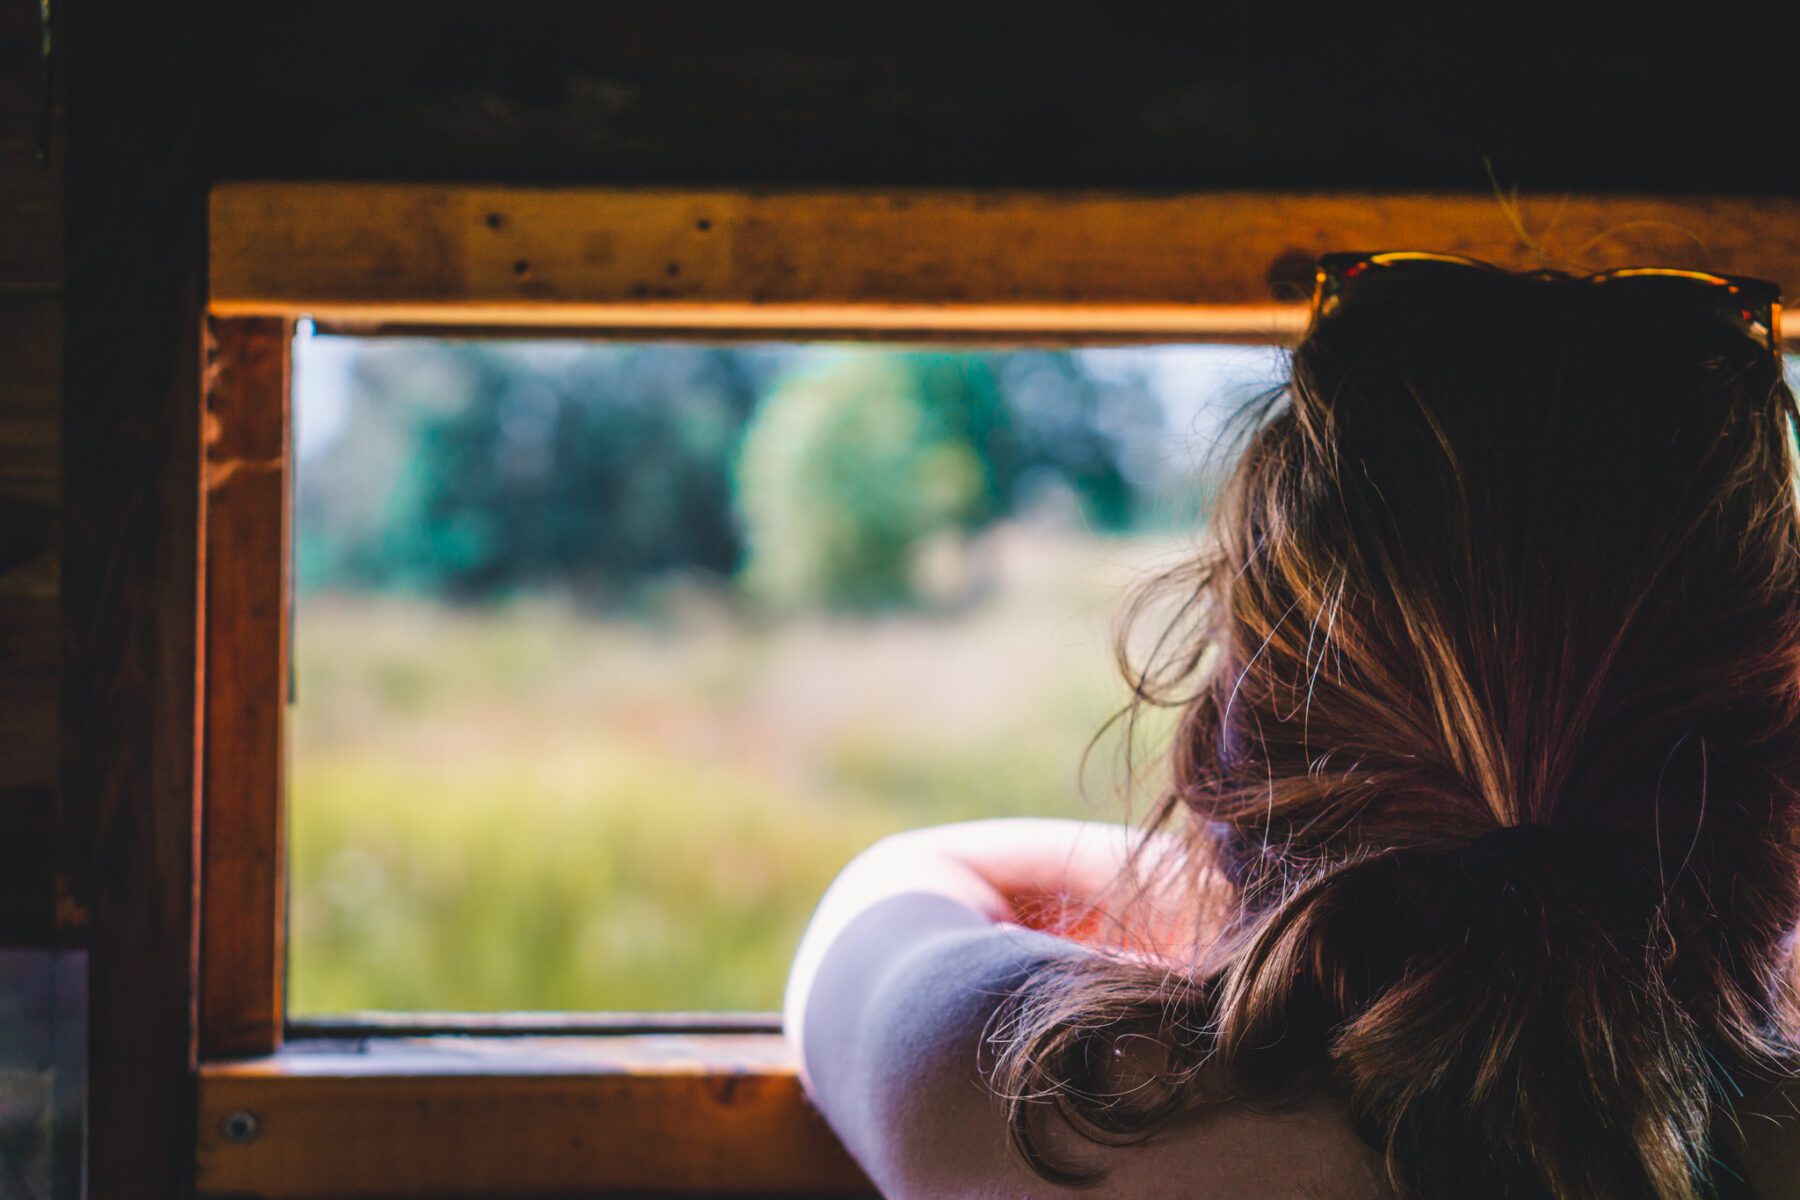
[{"xmin": 195, "ymin": 1032, "xmax": 873, "ymax": 1197}]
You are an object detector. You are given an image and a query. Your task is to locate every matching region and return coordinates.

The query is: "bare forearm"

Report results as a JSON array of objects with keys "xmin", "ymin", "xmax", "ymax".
[
  {"xmin": 784, "ymin": 819, "xmax": 1178, "ymax": 1062},
  {"xmin": 784, "ymin": 831, "xmax": 990, "ymax": 1072},
  {"xmin": 880, "ymin": 818, "xmax": 1144, "ymax": 906}
]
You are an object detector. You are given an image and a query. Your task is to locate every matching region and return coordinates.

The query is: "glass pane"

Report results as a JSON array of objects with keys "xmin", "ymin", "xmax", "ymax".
[{"xmin": 287, "ymin": 334, "xmax": 1282, "ymax": 1013}]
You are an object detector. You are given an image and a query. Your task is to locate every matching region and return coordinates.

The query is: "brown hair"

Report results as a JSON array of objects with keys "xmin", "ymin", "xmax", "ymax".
[{"xmin": 989, "ymin": 263, "xmax": 1800, "ymax": 1199}]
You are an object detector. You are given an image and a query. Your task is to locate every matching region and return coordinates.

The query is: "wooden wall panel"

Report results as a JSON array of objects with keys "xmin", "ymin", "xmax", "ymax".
[
  {"xmin": 198, "ymin": 316, "xmax": 290, "ymax": 1059},
  {"xmin": 0, "ymin": 292, "xmax": 60, "ymax": 593},
  {"xmin": 63, "ymin": 0, "xmax": 205, "ymax": 1194},
  {"xmin": 0, "ymin": 291, "xmax": 60, "ymax": 614},
  {"xmin": 0, "ymin": 0, "xmax": 58, "ymax": 287},
  {"xmin": 0, "ymin": 0, "xmax": 61, "ymax": 949}
]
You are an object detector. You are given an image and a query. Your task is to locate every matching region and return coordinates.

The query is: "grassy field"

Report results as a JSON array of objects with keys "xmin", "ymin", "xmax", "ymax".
[{"xmin": 288, "ymin": 525, "xmax": 1187, "ymax": 1014}]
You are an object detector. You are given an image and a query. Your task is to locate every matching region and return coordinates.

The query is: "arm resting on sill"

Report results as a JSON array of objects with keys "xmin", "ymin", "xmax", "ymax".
[{"xmin": 781, "ymin": 818, "xmax": 1193, "ymax": 1197}]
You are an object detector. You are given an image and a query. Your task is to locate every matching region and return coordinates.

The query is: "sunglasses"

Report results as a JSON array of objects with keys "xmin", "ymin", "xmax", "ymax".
[{"xmin": 1312, "ymin": 250, "xmax": 1784, "ymax": 358}]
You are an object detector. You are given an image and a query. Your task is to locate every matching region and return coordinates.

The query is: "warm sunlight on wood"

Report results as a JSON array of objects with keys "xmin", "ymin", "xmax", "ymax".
[{"xmin": 210, "ymin": 184, "xmax": 1800, "ymax": 340}]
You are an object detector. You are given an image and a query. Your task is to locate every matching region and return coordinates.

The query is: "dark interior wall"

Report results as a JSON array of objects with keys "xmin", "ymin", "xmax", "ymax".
[
  {"xmin": 0, "ymin": 3, "xmax": 80, "ymax": 1195},
  {"xmin": 201, "ymin": 4, "xmax": 1797, "ymax": 193},
  {"xmin": 0, "ymin": 0, "xmax": 61, "ymax": 941}
]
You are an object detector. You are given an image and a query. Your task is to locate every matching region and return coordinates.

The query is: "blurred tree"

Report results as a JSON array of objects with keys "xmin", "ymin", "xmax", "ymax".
[
  {"xmin": 299, "ymin": 342, "xmax": 759, "ymax": 603},
  {"xmin": 733, "ymin": 351, "xmax": 1001, "ymax": 610},
  {"xmin": 991, "ymin": 350, "xmax": 1144, "ymax": 530},
  {"xmin": 297, "ymin": 339, "xmax": 1189, "ymax": 611}
]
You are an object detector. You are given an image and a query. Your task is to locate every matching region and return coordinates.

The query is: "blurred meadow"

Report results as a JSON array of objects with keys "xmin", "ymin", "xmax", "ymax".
[{"xmin": 288, "ymin": 336, "xmax": 1284, "ymax": 1014}]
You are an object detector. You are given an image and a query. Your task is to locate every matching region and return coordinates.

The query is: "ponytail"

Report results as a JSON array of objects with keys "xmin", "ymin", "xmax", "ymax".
[{"xmin": 1217, "ymin": 832, "xmax": 1725, "ymax": 1198}]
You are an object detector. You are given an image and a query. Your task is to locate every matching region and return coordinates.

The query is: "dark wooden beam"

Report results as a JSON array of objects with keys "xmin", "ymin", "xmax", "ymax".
[
  {"xmin": 64, "ymin": 0, "xmax": 206, "ymax": 1194},
  {"xmin": 197, "ymin": 4, "xmax": 1799, "ymax": 194},
  {"xmin": 0, "ymin": 0, "xmax": 64, "ymax": 949}
]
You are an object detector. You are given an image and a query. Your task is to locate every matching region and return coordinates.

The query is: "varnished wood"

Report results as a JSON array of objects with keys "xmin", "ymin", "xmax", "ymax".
[
  {"xmin": 0, "ymin": 0, "xmax": 64, "ymax": 953},
  {"xmin": 0, "ymin": 290, "xmax": 61, "ymax": 816},
  {"xmin": 211, "ymin": 184, "xmax": 1800, "ymax": 337},
  {"xmin": 199, "ymin": 316, "xmax": 292, "ymax": 1060},
  {"xmin": 196, "ymin": 1034, "xmax": 873, "ymax": 1197},
  {"xmin": 64, "ymin": 0, "xmax": 206, "ymax": 1192},
  {"xmin": 0, "ymin": 288, "xmax": 63, "ymax": 949}
]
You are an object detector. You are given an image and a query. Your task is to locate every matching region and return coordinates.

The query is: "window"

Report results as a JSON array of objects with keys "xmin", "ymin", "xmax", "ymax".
[
  {"xmin": 196, "ymin": 183, "xmax": 1784, "ymax": 1197},
  {"xmin": 286, "ymin": 333, "xmax": 1279, "ymax": 1017}
]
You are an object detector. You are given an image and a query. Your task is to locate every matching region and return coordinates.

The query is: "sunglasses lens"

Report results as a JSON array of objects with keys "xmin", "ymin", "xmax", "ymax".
[
  {"xmin": 1314, "ymin": 256, "xmax": 1779, "ymax": 353},
  {"xmin": 1313, "ymin": 254, "xmax": 1485, "ymax": 317},
  {"xmin": 1595, "ymin": 274, "xmax": 1778, "ymax": 347}
]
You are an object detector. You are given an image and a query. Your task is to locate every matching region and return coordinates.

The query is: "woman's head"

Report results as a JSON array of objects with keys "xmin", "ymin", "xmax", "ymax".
[{"xmin": 996, "ymin": 260, "xmax": 1800, "ymax": 1199}]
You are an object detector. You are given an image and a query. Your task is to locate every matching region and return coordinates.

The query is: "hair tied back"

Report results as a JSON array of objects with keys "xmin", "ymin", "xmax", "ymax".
[
  {"xmin": 1460, "ymin": 822, "xmax": 1575, "ymax": 874},
  {"xmin": 1453, "ymin": 823, "xmax": 1646, "ymax": 905}
]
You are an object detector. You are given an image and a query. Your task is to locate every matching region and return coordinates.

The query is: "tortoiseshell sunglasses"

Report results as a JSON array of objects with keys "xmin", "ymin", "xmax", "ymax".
[{"xmin": 1312, "ymin": 250, "xmax": 1784, "ymax": 358}]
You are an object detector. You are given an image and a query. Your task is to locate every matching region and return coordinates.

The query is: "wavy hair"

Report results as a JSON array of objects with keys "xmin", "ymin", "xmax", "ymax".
[{"xmin": 988, "ymin": 263, "xmax": 1800, "ymax": 1199}]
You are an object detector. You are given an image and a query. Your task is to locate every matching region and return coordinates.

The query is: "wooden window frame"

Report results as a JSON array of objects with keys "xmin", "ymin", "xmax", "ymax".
[{"xmin": 194, "ymin": 183, "xmax": 1800, "ymax": 1197}]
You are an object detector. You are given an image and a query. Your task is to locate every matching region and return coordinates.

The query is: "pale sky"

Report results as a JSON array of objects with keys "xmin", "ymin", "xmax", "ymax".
[{"xmin": 292, "ymin": 324, "xmax": 1288, "ymax": 466}]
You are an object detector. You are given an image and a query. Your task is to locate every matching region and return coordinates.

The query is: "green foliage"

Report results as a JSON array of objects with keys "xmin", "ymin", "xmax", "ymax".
[
  {"xmin": 299, "ymin": 344, "xmax": 757, "ymax": 602},
  {"xmin": 995, "ymin": 350, "xmax": 1142, "ymax": 529},
  {"xmin": 287, "ymin": 591, "xmax": 1135, "ymax": 1012},
  {"xmin": 297, "ymin": 339, "xmax": 1218, "ymax": 612},
  {"xmin": 732, "ymin": 351, "xmax": 1008, "ymax": 610}
]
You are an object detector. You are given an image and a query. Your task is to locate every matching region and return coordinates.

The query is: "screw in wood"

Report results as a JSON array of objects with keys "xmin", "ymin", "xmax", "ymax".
[{"xmin": 221, "ymin": 1110, "xmax": 261, "ymax": 1144}]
